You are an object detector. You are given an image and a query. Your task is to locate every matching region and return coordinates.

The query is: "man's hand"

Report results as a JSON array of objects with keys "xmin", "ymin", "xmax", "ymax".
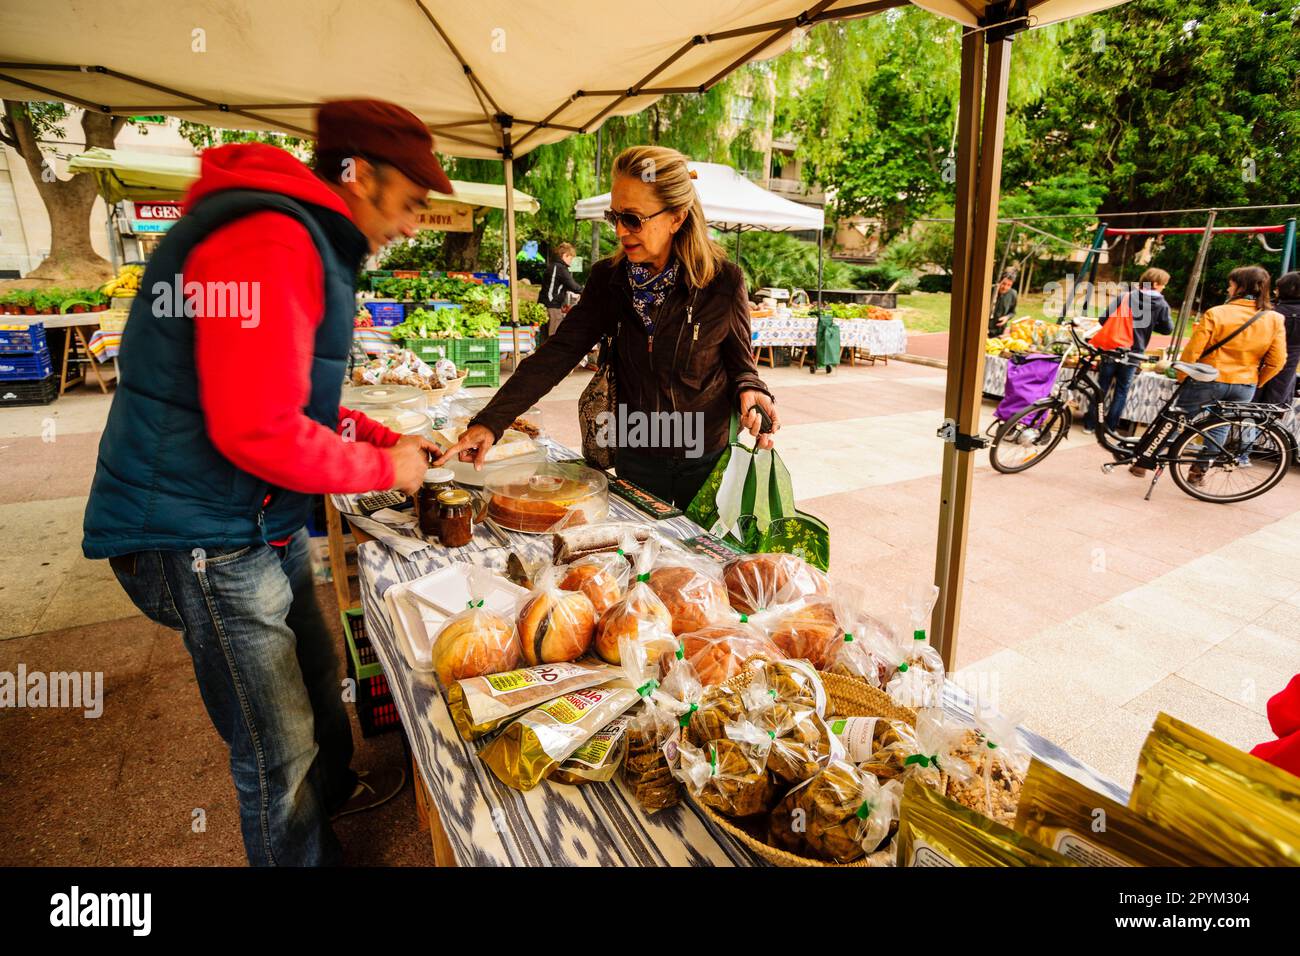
[
  {"xmin": 739, "ymin": 389, "xmax": 778, "ymax": 450},
  {"xmin": 396, "ymin": 433, "xmax": 441, "ymax": 460},
  {"xmin": 434, "ymin": 424, "xmax": 496, "ymax": 470},
  {"xmin": 385, "ymin": 441, "xmax": 429, "ymax": 494}
]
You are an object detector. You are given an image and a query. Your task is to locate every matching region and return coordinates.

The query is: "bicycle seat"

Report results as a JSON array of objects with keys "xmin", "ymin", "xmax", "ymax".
[{"xmin": 1172, "ymin": 362, "xmax": 1219, "ymax": 383}]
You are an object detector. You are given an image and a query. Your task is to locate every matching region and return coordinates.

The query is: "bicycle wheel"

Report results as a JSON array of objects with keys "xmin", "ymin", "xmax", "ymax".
[
  {"xmin": 990, "ymin": 401, "xmax": 1071, "ymax": 473},
  {"xmin": 1168, "ymin": 418, "xmax": 1290, "ymax": 503}
]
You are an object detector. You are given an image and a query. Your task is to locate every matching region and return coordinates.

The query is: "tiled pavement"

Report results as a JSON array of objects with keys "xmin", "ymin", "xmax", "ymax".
[{"xmin": 2, "ymin": 357, "xmax": 1297, "ymax": 864}]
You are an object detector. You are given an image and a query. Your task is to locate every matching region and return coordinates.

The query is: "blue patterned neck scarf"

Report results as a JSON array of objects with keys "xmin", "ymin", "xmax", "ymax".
[{"xmin": 627, "ymin": 258, "xmax": 680, "ymax": 334}]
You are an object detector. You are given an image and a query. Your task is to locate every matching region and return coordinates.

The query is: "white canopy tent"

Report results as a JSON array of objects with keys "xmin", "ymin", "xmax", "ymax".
[
  {"xmin": 575, "ymin": 162, "xmax": 823, "ymax": 233},
  {"xmin": 576, "ymin": 160, "xmax": 827, "ymax": 301},
  {"xmin": 66, "ymin": 147, "xmax": 540, "ymax": 212},
  {"xmin": 0, "ymin": 0, "xmax": 1132, "ymax": 663}
]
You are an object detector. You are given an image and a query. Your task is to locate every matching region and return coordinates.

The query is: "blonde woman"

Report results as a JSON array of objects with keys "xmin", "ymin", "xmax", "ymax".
[{"xmin": 439, "ymin": 146, "xmax": 777, "ymax": 507}]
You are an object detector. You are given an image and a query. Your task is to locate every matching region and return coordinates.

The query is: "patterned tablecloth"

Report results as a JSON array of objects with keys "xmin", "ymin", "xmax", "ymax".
[
  {"xmin": 983, "ymin": 353, "xmax": 1178, "ymax": 425},
  {"xmin": 751, "ymin": 316, "xmax": 908, "ymax": 356},
  {"xmin": 332, "ymin": 433, "xmax": 1127, "ymax": 866},
  {"xmin": 87, "ymin": 328, "xmax": 121, "ymax": 362}
]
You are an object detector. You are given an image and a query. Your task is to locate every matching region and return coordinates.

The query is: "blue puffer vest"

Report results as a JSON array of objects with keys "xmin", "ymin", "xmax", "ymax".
[{"xmin": 83, "ymin": 189, "xmax": 362, "ymax": 559}]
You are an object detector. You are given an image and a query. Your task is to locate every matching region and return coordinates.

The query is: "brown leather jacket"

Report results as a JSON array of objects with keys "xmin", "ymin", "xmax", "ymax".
[{"xmin": 471, "ymin": 256, "xmax": 772, "ymax": 457}]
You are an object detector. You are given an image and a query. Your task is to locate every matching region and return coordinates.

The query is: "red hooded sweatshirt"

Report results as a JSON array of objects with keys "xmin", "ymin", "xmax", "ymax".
[
  {"xmin": 182, "ymin": 144, "xmax": 399, "ymax": 499},
  {"xmin": 1251, "ymin": 674, "xmax": 1300, "ymax": 779}
]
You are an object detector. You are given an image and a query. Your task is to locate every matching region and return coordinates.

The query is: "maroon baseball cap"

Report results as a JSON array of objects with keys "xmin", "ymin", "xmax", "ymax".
[{"xmin": 316, "ymin": 99, "xmax": 454, "ymax": 194}]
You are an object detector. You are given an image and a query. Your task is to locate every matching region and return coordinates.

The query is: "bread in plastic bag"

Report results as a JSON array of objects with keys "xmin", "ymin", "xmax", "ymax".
[
  {"xmin": 593, "ymin": 536, "xmax": 674, "ymax": 664},
  {"xmin": 723, "ymin": 552, "xmax": 829, "ymax": 615},
  {"xmin": 516, "ymin": 564, "xmax": 598, "ymax": 665},
  {"xmin": 671, "ymin": 622, "xmax": 784, "ymax": 687},
  {"xmin": 647, "ymin": 550, "xmax": 731, "ymax": 635},
  {"xmin": 558, "ymin": 546, "xmax": 629, "ymax": 616},
  {"xmin": 429, "ymin": 567, "xmax": 521, "ymax": 687},
  {"xmin": 743, "ymin": 661, "xmax": 836, "ymax": 784},
  {"xmin": 822, "ymin": 584, "xmax": 897, "ymax": 687}
]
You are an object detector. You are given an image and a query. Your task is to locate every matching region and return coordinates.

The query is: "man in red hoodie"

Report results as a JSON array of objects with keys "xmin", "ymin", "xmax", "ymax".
[{"xmin": 84, "ymin": 101, "xmax": 451, "ymax": 865}]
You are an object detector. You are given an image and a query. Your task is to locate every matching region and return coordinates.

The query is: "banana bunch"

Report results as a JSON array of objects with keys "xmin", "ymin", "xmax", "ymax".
[{"xmin": 101, "ymin": 265, "xmax": 144, "ymax": 298}]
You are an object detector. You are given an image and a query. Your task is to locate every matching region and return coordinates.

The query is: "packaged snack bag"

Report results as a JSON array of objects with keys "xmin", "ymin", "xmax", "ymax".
[
  {"xmin": 677, "ymin": 719, "xmax": 777, "ymax": 818},
  {"xmin": 768, "ymin": 759, "xmax": 900, "ymax": 862},
  {"xmin": 623, "ymin": 648, "xmax": 703, "ymax": 813},
  {"xmin": 944, "ymin": 711, "xmax": 1030, "ymax": 826},
  {"xmin": 448, "ymin": 660, "xmax": 611, "ymax": 741},
  {"xmin": 551, "ymin": 713, "xmax": 633, "ymax": 785}
]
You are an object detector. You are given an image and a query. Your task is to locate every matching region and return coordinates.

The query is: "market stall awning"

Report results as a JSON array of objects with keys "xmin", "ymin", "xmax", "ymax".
[
  {"xmin": 575, "ymin": 161, "xmax": 823, "ymax": 232},
  {"xmin": 2, "ymin": 1, "xmax": 1130, "ymax": 158},
  {"xmin": 65, "ymin": 147, "xmax": 539, "ymax": 212}
]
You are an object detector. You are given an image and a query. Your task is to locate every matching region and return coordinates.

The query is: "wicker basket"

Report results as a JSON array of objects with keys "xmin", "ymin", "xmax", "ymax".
[
  {"xmin": 688, "ymin": 669, "xmax": 927, "ymax": 868},
  {"xmin": 423, "ymin": 368, "xmax": 468, "ymax": 404}
]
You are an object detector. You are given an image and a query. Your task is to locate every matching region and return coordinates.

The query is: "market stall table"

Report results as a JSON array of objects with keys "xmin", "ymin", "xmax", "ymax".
[
  {"xmin": 982, "ymin": 353, "xmax": 1180, "ymax": 425},
  {"xmin": 329, "ymin": 437, "xmax": 1126, "ymax": 867},
  {"xmin": 751, "ymin": 316, "xmax": 908, "ymax": 367},
  {"xmin": 6, "ymin": 312, "xmax": 115, "ymax": 395}
]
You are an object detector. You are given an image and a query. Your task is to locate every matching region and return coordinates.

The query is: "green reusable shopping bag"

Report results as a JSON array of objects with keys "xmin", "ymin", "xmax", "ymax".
[
  {"xmin": 815, "ymin": 311, "xmax": 841, "ymax": 368},
  {"xmin": 686, "ymin": 415, "xmax": 830, "ymax": 571}
]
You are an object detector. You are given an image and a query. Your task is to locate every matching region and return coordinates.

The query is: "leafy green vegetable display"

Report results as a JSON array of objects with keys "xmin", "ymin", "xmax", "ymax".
[{"xmin": 389, "ymin": 306, "xmax": 501, "ymax": 341}]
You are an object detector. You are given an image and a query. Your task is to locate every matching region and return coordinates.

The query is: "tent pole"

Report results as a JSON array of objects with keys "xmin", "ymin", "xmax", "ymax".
[
  {"xmin": 734, "ymin": 226, "xmax": 741, "ymax": 260},
  {"xmin": 590, "ymin": 126, "xmax": 602, "ymax": 266},
  {"xmin": 932, "ymin": 23, "xmax": 1015, "ymax": 672},
  {"xmin": 503, "ymin": 125, "xmax": 521, "ymax": 369},
  {"xmin": 106, "ymin": 202, "xmax": 121, "ymax": 273},
  {"xmin": 1169, "ymin": 211, "xmax": 1216, "ymax": 359}
]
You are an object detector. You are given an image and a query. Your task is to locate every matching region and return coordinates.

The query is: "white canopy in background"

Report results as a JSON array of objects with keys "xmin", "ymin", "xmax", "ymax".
[
  {"xmin": 66, "ymin": 147, "xmax": 540, "ymax": 212},
  {"xmin": 575, "ymin": 162, "xmax": 823, "ymax": 233}
]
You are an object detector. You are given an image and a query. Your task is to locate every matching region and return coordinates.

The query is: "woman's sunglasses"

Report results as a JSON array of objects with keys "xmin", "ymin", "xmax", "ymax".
[{"xmin": 603, "ymin": 207, "xmax": 670, "ymax": 233}]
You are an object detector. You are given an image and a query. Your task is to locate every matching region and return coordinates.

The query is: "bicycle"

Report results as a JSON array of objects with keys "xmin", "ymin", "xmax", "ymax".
[{"xmin": 988, "ymin": 320, "xmax": 1292, "ymax": 503}]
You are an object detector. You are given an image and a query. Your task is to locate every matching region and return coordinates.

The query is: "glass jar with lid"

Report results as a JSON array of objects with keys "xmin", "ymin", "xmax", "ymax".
[
  {"xmin": 417, "ymin": 467, "xmax": 456, "ymax": 538},
  {"xmin": 436, "ymin": 488, "xmax": 474, "ymax": 548}
]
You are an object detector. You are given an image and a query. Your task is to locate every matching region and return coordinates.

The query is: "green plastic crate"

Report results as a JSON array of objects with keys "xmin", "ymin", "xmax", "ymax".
[
  {"xmin": 449, "ymin": 337, "xmax": 497, "ymax": 364},
  {"xmin": 402, "ymin": 337, "xmax": 454, "ymax": 363},
  {"xmin": 341, "ymin": 608, "xmax": 383, "ymax": 682},
  {"xmin": 462, "ymin": 361, "xmax": 500, "ymax": 388}
]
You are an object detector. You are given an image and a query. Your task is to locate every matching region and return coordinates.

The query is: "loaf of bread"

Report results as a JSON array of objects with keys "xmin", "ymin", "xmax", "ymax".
[
  {"xmin": 767, "ymin": 600, "xmax": 841, "ymax": 669},
  {"xmin": 430, "ymin": 610, "xmax": 521, "ymax": 687},
  {"xmin": 724, "ymin": 553, "xmax": 829, "ymax": 614},
  {"xmin": 647, "ymin": 564, "xmax": 731, "ymax": 635},
  {"xmin": 559, "ymin": 560, "xmax": 626, "ymax": 616},
  {"xmin": 517, "ymin": 588, "xmax": 597, "ymax": 665}
]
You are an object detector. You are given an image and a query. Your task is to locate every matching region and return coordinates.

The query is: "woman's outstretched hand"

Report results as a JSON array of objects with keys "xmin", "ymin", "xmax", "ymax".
[
  {"xmin": 739, "ymin": 389, "xmax": 778, "ymax": 450},
  {"xmin": 434, "ymin": 424, "xmax": 497, "ymax": 470}
]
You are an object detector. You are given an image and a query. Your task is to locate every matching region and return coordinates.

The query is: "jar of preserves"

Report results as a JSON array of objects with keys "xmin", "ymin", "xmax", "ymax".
[
  {"xmin": 436, "ymin": 488, "xmax": 474, "ymax": 548},
  {"xmin": 417, "ymin": 468, "xmax": 455, "ymax": 538}
]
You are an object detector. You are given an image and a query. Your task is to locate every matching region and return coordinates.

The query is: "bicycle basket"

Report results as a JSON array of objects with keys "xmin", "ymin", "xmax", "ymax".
[{"xmin": 996, "ymin": 352, "xmax": 1063, "ymax": 423}]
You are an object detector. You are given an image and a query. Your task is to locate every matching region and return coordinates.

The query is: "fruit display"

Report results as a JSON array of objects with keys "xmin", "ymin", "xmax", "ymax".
[
  {"xmin": 986, "ymin": 317, "xmax": 1070, "ymax": 356},
  {"xmin": 100, "ymin": 265, "xmax": 144, "ymax": 298}
]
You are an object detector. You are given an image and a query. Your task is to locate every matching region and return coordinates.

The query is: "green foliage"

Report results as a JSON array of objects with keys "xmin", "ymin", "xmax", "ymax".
[
  {"xmin": 177, "ymin": 121, "xmax": 311, "ymax": 158},
  {"xmin": 378, "ymin": 231, "xmax": 444, "ymax": 271},
  {"xmin": 735, "ymin": 232, "xmax": 840, "ymax": 290},
  {"xmin": 1006, "ymin": 0, "xmax": 1300, "ymax": 266},
  {"xmin": 519, "ymin": 301, "xmax": 549, "ymax": 326}
]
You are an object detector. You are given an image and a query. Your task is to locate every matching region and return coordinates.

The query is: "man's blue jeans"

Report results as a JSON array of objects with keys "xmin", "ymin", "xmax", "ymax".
[
  {"xmin": 109, "ymin": 527, "xmax": 355, "ymax": 866},
  {"xmin": 1083, "ymin": 357, "xmax": 1137, "ymax": 432}
]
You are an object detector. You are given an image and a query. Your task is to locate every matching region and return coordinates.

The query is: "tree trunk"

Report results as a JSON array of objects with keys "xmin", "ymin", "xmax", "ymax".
[
  {"xmin": 442, "ymin": 220, "xmax": 486, "ymax": 271},
  {"xmin": 2, "ymin": 104, "xmax": 124, "ymax": 286}
]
